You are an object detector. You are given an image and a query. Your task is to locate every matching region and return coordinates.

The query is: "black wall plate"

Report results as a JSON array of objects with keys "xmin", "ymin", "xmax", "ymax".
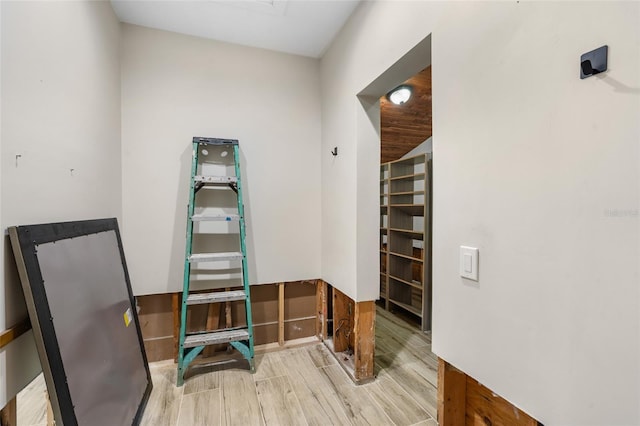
[{"xmin": 581, "ymin": 45, "xmax": 608, "ymax": 79}]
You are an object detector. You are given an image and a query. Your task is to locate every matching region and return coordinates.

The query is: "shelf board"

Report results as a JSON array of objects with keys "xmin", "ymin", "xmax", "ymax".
[
  {"xmin": 380, "ymin": 249, "xmax": 388, "ymax": 254},
  {"xmin": 388, "ymin": 275, "xmax": 422, "ymax": 290},
  {"xmin": 389, "ymin": 191, "xmax": 425, "ymax": 196},
  {"xmin": 389, "ymin": 204, "xmax": 425, "ymax": 215},
  {"xmin": 388, "ymin": 252, "xmax": 423, "ymax": 262},
  {"xmin": 389, "ymin": 153, "xmax": 426, "ymax": 166},
  {"xmin": 390, "ymin": 173, "xmax": 426, "ymax": 181},
  {"xmin": 389, "ymin": 299, "xmax": 422, "ymax": 317},
  {"xmin": 388, "ymin": 228, "xmax": 424, "ymax": 239},
  {"xmin": 380, "ymin": 227, "xmax": 388, "ymax": 233}
]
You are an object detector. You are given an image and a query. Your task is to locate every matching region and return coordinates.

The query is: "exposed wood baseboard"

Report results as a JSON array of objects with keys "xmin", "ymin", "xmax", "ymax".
[
  {"xmin": 0, "ymin": 397, "xmax": 16, "ymax": 426},
  {"xmin": 319, "ymin": 284, "xmax": 375, "ymax": 385},
  {"xmin": 438, "ymin": 358, "xmax": 542, "ymax": 426}
]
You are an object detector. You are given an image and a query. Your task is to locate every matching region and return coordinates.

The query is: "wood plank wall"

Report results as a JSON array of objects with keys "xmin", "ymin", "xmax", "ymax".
[
  {"xmin": 137, "ymin": 281, "xmax": 317, "ymax": 362},
  {"xmin": 380, "ymin": 66, "xmax": 432, "ymax": 163}
]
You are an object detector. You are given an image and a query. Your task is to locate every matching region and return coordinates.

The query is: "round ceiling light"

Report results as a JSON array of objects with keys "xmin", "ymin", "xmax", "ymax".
[{"xmin": 387, "ymin": 85, "xmax": 412, "ymax": 105}]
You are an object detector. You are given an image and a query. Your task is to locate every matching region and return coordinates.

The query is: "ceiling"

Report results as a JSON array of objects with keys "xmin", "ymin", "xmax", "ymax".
[
  {"xmin": 110, "ymin": 0, "xmax": 361, "ymax": 58},
  {"xmin": 380, "ymin": 66, "xmax": 432, "ymax": 163}
]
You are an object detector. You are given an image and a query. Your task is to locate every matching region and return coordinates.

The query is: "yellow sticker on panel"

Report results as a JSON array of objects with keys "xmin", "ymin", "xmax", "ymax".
[{"xmin": 124, "ymin": 308, "xmax": 132, "ymax": 327}]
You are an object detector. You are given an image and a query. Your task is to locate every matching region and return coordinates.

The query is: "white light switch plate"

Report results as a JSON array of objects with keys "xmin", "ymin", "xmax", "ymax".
[{"xmin": 460, "ymin": 246, "xmax": 479, "ymax": 281}]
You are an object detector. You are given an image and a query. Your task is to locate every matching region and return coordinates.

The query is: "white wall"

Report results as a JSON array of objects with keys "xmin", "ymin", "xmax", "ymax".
[
  {"xmin": 402, "ymin": 137, "xmax": 432, "ymax": 158},
  {"xmin": 121, "ymin": 24, "xmax": 321, "ymax": 295},
  {"xmin": 321, "ymin": 3, "xmax": 443, "ymax": 302},
  {"xmin": 321, "ymin": 1, "xmax": 639, "ymax": 424},
  {"xmin": 0, "ymin": 0, "xmax": 121, "ymax": 407}
]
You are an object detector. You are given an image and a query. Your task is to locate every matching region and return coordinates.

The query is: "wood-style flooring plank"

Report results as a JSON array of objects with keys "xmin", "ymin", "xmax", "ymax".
[
  {"xmin": 376, "ymin": 306, "xmax": 429, "ymax": 339},
  {"xmin": 274, "ymin": 348, "xmax": 351, "ymax": 426},
  {"xmin": 375, "ymin": 345, "xmax": 423, "ymax": 370},
  {"xmin": 422, "ymin": 343, "xmax": 440, "ymax": 363},
  {"xmin": 376, "ymin": 310, "xmax": 430, "ymax": 347},
  {"xmin": 177, "ymin": 389, "xmax": 221, "ymax": 426},
  {"xmin": 364, "ymin": 374, "xmax": 430, "ymax": 426},
  {"xmin": 220, "ymin": 371, "xmax": 264, "ymax": 426},
  {"xmin": 376, "ymin": 350, "xmax": 438, "ymax": 389},
  {"xmin": 376, "ymin": 320, "xmax": 429, "ymax": 350},
  {"xmin": 306, "ymin": 342, "xmax": 337, "ymax": 368},
  {"xmin": 377, "ymin": 363, "xmax": 438, "ymax": 419},
  {"xmin": 374, "ymin": 331, "xmax": 400, "ymax": 356},
  {"xmin": 255, "ymin": 376, "xmax": 307, "ymax": 426},
  {"xmin": 184, "ymin": 370, "xmax": 220, "ymax": 395},
  {"xmin": 320, "ymin": 365, "xmax": 393, "ymax": 426},
  {"xmin": 16, "ymin": 306, "xmax": 445, "ymax": 426},
  {"xmin": 16, "ymin": 374, "xmax": 47, "ymax": 426},
  {"xmin": 253, "ymin": 352, "xmax": 288, "ymax": 381},
  {"xmin": 404, "ymin": 360, "xmax": 438, "ymax": 389},
  {"xmin": 140, "ymin": 367, "xmax": 183, "ymax": 426},
  {"xmin": 410, "ymin": 419, "xmax": 437, "ymax": 426}
]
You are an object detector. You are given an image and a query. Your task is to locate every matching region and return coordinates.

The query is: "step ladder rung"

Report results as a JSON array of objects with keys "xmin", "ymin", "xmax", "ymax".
[
  {"xmin": 191, "ymin": 214, "xmax": 240, "ymax": 222},
  {"xmin": 194, "ymin": 175, "xmax": 237, "ymax": 184},
  {"xmin": 186, "ymin": 290, "xmax": 246, "ymax": 305},
  {"xmin": 189, "ymin": 252, "xmax": 243, "ymax": 262},
  {"xmin": 184, "ymin": 328, "xmax": 250, "ymax": 348},
  {"xmin": 193, "ymin": 137, "xmax": 239, "ymax": 146}
]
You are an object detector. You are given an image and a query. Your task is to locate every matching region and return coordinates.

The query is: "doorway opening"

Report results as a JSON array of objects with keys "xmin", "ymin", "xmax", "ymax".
[
  {"xmin": 379, "ymin": 67, "xmax": 432, "ymax": 333},
  {"xmin": 357, "ymin": 34, "xmax": 433, "ymax": 334}
]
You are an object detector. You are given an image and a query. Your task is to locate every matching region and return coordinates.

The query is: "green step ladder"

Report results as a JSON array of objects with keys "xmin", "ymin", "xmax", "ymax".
[{"xmin": 177, "ymin": 137, "xmax": 255, "ymax": 386}]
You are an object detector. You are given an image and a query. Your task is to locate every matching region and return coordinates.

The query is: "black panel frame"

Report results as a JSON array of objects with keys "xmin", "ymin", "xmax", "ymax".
[{"xmin": 8, "ymin": 218, "xmax": 152, "ymax": 426}]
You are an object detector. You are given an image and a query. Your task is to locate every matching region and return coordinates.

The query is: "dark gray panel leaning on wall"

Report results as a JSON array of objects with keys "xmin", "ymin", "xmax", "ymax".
[{"xmin": 8, "ymin": 218, "xmax": 152, "ymax": 426}]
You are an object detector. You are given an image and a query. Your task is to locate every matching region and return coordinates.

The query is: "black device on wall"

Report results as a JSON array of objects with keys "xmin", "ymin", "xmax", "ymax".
[
  {"xmin": 581, "ymin": 45, "xmax": 608, "ymax": 79},
  {"xmin": 9, "ymin": 218, "xmax": 152, "ymax": 426}
]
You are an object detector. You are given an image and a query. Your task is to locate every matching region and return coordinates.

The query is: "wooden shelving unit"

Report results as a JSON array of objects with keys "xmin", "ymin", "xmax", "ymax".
[
  {"xmin": 379, "ymin": 153, "xmax": 432, "ymax": 332},
  {"xmin": 380, "ymin": 162, "xmax": 389, "ymax": 306}
]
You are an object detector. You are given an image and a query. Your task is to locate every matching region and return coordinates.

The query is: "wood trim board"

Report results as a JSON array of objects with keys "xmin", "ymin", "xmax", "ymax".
[{"xmin": 0, "ymin": 319, "xmax": 31, "ymax": 350}]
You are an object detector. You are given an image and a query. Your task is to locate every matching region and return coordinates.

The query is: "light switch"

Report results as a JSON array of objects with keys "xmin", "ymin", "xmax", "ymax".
[
  {"xmin": 460, "ymin": 246, "xmax": 479, "ymax": 281},
  {"xmin": 463, "ymin": 254, "xmax": 473, "ymax": 273}
]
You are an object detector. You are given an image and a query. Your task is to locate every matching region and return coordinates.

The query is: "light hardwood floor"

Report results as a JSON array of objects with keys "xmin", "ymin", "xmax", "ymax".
[{"xmin": 17, "ymin": 307, "xmax": 438, "ymax": 426}]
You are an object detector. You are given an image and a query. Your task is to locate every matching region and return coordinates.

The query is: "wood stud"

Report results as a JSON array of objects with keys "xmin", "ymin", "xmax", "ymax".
[
  {"xmin": 315, "ymin": 280, "xmax": 328, "ymax": 341},
  {"xmin": 332, "ymin": 288, "xmax": 351, "ymax": 353},
  {"xmin": 437, "ymin": 358, "xmax": 466, "ymax": 426},
  {"xmin": 172, "ymin": 293, "xmax": 180, "ymax": 362},
  {"xmin": 278, "ymin": 283, "xmax": 285, "ymax": 346},
  {"xmin": 353, "ymin": 301, "xmax": 375, "ymax": 381}
]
